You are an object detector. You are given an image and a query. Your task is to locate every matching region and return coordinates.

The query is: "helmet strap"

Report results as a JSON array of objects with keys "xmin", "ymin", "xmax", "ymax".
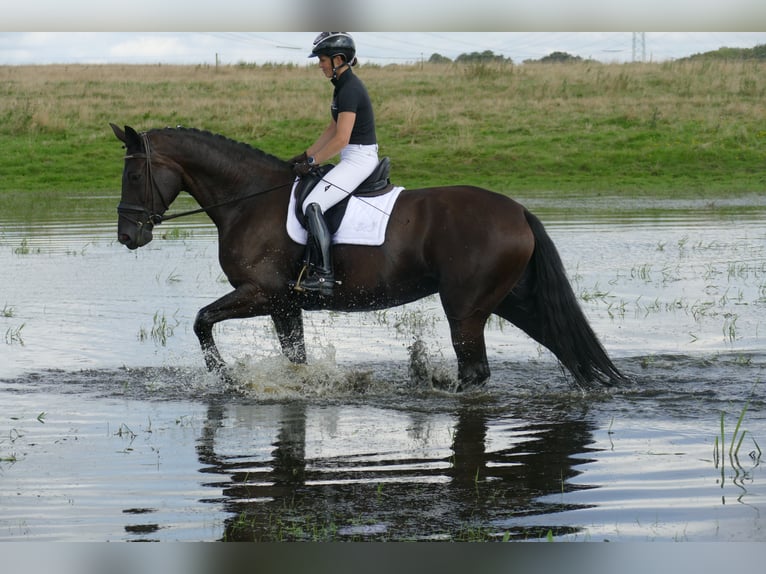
[{"xmin": 330, "ymin": 55, "xmax": 348, "ymax": 80}]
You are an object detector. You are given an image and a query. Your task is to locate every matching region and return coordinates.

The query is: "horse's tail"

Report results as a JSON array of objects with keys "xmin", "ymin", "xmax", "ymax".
[{"xmin": 516, "ymin": 209, "xmax": 628, "ymax": 386}]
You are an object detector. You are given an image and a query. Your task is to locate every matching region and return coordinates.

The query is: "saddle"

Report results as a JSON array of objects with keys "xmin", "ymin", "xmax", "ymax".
[{"xmin": 293, "ymin": 157, "xmax": 393, "ymax": 232}]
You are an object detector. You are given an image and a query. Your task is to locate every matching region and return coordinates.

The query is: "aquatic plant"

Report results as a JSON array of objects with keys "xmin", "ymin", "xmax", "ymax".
[
  {"xmin": 713, "ymin": 400, "xmax": 762, "ymax": 475},
  {"xmin": 160, "ymin": 226, "xmax": 193, "ymax": 241},
  {"xmin": 137, "ymin": 311, "xmax": 179, "ymax": 346},
  {"xmin": 722, "ymin": 313, "xmax": 740, "ymax": 343},
  {"xmin": 4, "ymin": 323, "xmax": 25, "ymax": 345},
  {"xmin": 13, "ymin": 238, "xmax": 31, "ymax": 255}
]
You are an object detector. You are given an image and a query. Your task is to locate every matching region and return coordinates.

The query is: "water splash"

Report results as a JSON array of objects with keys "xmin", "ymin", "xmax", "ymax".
[
  {"xmin": 226, "ymin": 350, "xmax": 398, "ymax": 400},
  {"xmin": 407, "ymin": 337, "xmax": 458, "ymax": 392}
]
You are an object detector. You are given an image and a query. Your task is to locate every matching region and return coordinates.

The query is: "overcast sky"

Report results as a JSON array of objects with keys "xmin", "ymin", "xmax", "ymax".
[
  {"xmin": 2, "ymin": 32, "xmax": 766, "ymax": 66},
  {"xmin": 2, "ymin": 1, "xmax": 765, "ymax": 65}
]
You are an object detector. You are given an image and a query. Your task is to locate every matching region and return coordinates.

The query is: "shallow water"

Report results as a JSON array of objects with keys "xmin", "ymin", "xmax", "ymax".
[{"xmin": 1, "ymin": 199, "xmax": 764, "ymax": 541}]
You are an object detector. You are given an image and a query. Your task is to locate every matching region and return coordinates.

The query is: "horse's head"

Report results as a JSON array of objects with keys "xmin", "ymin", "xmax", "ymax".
[{"xmin": 111, "ymin": 124, "xmax": 183, "ymax": 249}]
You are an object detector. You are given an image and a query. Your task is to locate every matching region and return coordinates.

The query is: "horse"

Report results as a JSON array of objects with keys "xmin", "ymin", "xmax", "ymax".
[{"xmin": 111, "ymin": 123, "xmax": 627, "ymax": 391}]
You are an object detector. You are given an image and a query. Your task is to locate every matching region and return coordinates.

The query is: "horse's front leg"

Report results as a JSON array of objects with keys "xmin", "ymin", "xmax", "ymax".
[
  {"xmin": 271, "ymin": 307, "xmax": 306, "ymax": 364},
  {"xmin": 193, "ymin": 284, "xmax": 262, "ymax": 378}
]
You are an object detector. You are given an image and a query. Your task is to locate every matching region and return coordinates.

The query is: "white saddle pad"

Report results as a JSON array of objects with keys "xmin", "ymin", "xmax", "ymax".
[{"xmin": 286, "ymin": 182, "xmax": 404, "ymax": 246}]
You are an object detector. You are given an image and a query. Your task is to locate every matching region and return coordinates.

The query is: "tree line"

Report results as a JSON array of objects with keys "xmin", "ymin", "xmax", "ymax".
[{"xmin": 428, "ymin": 44, "xmax": 766, "ymax": 65}]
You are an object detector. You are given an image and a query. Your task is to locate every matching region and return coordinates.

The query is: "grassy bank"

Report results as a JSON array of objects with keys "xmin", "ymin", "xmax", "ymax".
[{"xmin": 1, "ymin": 60, "xmax": 764, "ymax": 205}]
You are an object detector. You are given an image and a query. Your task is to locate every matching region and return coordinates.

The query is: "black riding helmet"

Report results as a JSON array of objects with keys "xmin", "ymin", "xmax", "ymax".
[{"xmin": 310, "ymin": 32, "xmax": 358, "ymax": 72}]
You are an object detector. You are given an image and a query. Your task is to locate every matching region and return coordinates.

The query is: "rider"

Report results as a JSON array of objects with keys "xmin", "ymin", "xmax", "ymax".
[{"xmin": 290, "ymin": 32, "xmax": 379, "ymax": 295}]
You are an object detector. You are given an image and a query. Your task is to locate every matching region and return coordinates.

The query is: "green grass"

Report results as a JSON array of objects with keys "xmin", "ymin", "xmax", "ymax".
[{"xmin": 1, "ymin": 59, "xmax": 764, "ymax": 220}]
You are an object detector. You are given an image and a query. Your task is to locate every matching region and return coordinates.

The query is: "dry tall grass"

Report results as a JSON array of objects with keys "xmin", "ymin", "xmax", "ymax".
[
  {"xmin": 1, "ymin": 60, "xmax": 764, "ymax": 194},
  {"xmin": 3, "ymin": 60, "xmax": 764, "ymax": 136}
]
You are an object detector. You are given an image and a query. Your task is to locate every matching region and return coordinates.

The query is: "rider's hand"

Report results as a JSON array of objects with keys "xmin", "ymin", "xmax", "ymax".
[
  {"xmin": 292, "ymin": 159, "xmax": 313, "ymax": 176},
  {"xmin": 287, "ymin": 151, "xmax": 308, "ymax": 166}
]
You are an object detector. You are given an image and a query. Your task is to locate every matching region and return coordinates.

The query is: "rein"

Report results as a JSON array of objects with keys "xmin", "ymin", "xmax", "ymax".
[
  {"xmin": 119, "ymin": 132, "xmax": 293, "ymax": 225},
  {"xmin": 155, "ymin": 183, "xmax": 293, "ymax": 223}
]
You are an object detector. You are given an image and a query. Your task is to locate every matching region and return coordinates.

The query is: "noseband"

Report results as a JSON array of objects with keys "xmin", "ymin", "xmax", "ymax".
[{"xmin": 117, "ymin": 132, "xmax": 170, "ymax": 227}]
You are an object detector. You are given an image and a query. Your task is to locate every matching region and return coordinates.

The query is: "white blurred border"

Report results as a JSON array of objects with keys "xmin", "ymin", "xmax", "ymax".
[{"xmin": 3, "ymin": 0, "xmax": 766, "ymax": 31}]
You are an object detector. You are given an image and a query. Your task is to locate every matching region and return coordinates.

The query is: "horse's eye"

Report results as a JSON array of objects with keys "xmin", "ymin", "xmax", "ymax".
[{"xmin": 128, "ymin": 172, "xmax": 142, "ymax": 184}]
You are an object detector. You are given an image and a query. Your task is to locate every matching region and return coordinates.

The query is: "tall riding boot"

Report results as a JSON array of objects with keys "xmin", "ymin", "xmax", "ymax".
[{"xmin": 298, "ymin": 203, "xmax": 335, "ymax": 295}]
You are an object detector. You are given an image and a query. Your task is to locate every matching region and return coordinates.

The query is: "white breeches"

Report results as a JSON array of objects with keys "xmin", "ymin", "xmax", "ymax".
[{"xmin": 301, "ymin": 143, "xmax": 379, "ymax": 214}]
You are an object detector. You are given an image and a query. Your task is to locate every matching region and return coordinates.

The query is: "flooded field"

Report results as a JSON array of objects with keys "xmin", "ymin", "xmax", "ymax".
[{"xmin": 1, "ymin": 195, "xmax": 764, "ymax": 541}]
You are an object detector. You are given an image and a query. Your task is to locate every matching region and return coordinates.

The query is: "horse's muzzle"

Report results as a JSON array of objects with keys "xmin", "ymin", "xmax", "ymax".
[
  {"xmin": 117, "ymin": 203, "xmax": 155, "ymax": 249},
  {"xmin": 118, "ymin": 225, "xmax": 154, "ymax": 250}
]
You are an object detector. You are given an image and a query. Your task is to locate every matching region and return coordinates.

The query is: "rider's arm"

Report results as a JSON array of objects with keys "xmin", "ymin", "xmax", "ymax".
[{"xmin": 307, "ymin": 111, "xmax": 356, "ymax": 164}]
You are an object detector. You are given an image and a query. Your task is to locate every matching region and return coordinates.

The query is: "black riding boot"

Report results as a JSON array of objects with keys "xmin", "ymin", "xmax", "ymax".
[{"xmin": 297, "ymin": 203, "xmax": 335, "ymax": 295}]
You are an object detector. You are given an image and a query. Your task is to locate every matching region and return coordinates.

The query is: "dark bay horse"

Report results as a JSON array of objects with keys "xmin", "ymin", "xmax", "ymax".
[{"xmin": 111, "ymin": 124, "xmax": 627, "ymax": 390}]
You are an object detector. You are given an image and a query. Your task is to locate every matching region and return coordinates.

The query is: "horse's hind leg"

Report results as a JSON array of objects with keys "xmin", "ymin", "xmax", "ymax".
[
  {"xmin": 493, "ymin": 275, "xmax": 546, "ymax": 350},
  {"xmin": 447, "ymin": 313, "xmax": 491, "ymax": 391}
]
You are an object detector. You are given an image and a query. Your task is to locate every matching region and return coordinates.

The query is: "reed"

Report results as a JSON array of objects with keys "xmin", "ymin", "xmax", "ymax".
[
  {"xmin": 4, "ymin": 323, "xmax": 25, "ymax": 345},
  {"xmin": 714, "ymin": 400, "xmax": 762, "ymax": 472}
]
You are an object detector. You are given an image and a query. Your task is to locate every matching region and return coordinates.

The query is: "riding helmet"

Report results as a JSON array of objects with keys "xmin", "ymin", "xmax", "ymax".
[{"xmin": 310, "ymin": 32, "xmax": 357, "ymax": 66}]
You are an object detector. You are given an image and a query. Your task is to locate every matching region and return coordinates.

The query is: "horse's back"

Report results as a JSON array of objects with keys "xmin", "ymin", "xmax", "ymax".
[
  {"xmin": 391, "ymin": 185, "xmax": 532, "ymax": 247},
  {"xmin": 396, "ymin": 184, "xmax": 527, "ymax": 220}
]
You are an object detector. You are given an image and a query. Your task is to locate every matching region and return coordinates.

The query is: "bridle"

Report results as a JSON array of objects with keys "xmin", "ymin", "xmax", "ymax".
[
  {"xmin": 117, "ymin": 132, "xmax": 170, "ymax": 228},
  {"xmin": 117, "ymin": 131, "xmax": 293, "ymax": 226}
]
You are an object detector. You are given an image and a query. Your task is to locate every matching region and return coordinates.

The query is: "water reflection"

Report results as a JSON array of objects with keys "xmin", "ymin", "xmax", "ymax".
[
  {"xmin": 2, "ymin": 206, "xmax": 765, "ymax": 541},
  {"xmin": 196, "ymin": 400, "xmax": 598, "ymax": 541}
]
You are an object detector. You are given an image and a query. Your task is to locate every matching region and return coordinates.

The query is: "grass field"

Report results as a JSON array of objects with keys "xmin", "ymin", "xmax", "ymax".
[{"xmin": 1, "ymin": 60, "xmax": 764, "ymax": 207}]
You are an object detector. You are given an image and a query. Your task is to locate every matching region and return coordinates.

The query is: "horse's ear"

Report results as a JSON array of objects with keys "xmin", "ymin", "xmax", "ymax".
[
  {"xmin": 123, "ymin": 125, "xmax": 143, "ymax": 152},
  {"xmin": 110, "ymin": 122, "xmax": 126, "ymax": 143},
  {"xmin": 110, "ymin": 123, "xmax": 143, "ymax": 152}
]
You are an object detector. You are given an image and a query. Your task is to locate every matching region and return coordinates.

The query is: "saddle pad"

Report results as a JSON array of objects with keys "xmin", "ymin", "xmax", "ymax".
[{"xmin": 286, "ymin": 182, "xmax": 404, "ymax": 246}]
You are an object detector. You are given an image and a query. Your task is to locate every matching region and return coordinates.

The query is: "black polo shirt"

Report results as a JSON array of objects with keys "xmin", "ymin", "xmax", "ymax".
[{"xmin": 331, "ymin": 69, "xmax": 377, "ymax": 146}]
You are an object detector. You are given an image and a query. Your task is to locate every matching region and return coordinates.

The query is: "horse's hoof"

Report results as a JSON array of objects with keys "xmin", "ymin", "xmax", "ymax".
[
  {"xmin": 455, "ymin": 377, "xmax": 488, "ymax": 393},
  {"xmin": 210, "ymin": 365, "xmax": 236, "ymax": 387}
]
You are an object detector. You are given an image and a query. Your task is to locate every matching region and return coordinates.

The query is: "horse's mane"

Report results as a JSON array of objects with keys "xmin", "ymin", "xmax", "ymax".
[{"xmin": 150, "ymin": 126, "xmax": 289, "ymax": 177}]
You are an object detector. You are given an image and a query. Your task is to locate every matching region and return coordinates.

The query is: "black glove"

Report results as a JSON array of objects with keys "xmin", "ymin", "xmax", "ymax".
[
  {"xmin": 292, "ymin": 159, "xmax": 313, "ymax": 177},
  {"xmin": 288, "ymin": 151, "xmax": 308, "ymax": 165}
]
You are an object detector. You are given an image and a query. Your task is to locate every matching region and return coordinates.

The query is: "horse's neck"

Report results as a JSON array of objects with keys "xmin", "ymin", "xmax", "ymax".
[{"xmin": 168, "ymin": 139, "xmax": 289, "ymax": 225}]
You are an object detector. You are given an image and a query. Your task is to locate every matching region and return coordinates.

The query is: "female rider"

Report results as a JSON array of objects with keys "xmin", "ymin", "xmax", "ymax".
[{"xmin": 290, "ymin": 32, "xmax": 378, "ymax": 295}]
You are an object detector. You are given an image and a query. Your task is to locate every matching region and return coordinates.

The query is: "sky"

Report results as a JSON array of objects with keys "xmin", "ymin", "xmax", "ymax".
[
  {"xmin": 2, "ymin": 1, "xmax": 765, "ymax": 66},
  {"xmin": 2, "ymin": 31, "xmax": 766, "ymax": 66}
]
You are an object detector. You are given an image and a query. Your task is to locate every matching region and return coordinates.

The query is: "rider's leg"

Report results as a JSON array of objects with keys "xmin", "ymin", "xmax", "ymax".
[
  {"xmin": 297, "ymin": 202, "xmax": 335, "ymax": 295},
  {"xmin": 294, "ymin": 144, "xmax": 378, "ymax": 294}
]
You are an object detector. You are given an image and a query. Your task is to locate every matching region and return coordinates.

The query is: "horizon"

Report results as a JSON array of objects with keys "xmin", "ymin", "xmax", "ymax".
[{"xmin": 2, "ymin": 32, "xmax": 766, "ymax": 67}]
